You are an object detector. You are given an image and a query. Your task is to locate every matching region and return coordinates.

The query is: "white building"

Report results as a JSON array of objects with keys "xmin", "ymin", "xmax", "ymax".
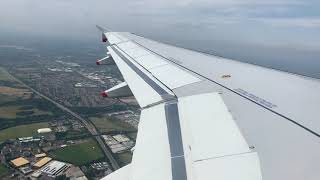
[
  {"xmin": 110, "ymin": 144, "xmax": 127, "ymax": 153},
  {"xmin": 41, "ymin": 161, "xmax": 69, "ymax": 178},
  {"xmin": 113, "ymin": 134, "xmax": 130, "ymax": 142},
  {"xmin": 37, "ymin": 128, "xmax": 52, "ymax": 134}
]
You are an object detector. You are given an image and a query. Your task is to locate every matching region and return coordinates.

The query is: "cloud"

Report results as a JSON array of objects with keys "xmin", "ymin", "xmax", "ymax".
[
  {"xmin": 0, "ymin": 0, "xmax": 319, "ymax": 79},
  {"xmin": 257, "ymin": 18, "xmax": 320, "ymax": 28},
  {"xmin": 0, "ymin": 0, "xmax": 319, "ymax": 49}
]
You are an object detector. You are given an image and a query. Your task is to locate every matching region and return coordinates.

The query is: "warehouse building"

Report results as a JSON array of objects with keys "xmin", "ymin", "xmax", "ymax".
[
  {"xmin": 11, "ymin": 157, "xmax": 29, "ymax": 168},
  {"xmin": 113, "ymin": 134, "xmax": 130, "ymax": 142},
  {"xmin": 35, "ymin": 153, "xmax": 47, "ymax": 158},
  {"xmin": 41, "ymin": 160, "xmax": 69, "ymax": 178},
  {"xmin": 37, "ymin": 128, "xmax": 52, "ymax": 134},
  {"xmin": 19, "ymin": 166, "xmax": 33, "ymax": 175},
  {"xmin": 33, "ymin": 157, "xmax": 52, "ymax": 169},
  {"xmin": 37, "ymin": 128, "xmax": 55, "ymax": 141}
]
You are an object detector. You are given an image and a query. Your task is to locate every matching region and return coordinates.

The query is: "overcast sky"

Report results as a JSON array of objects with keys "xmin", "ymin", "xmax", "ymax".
[{"xmin": 0, "ymin": 0, "xmax": 319, "ymax": 77}]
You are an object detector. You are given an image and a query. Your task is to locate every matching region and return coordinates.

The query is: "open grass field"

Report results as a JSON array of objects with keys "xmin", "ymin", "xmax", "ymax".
[
  {"xmin": 0, "ymin": 122, "xmax": 48, "ymax": 142},
  {"xmin": 50, "ymin": 138, "xmax": 104, "ymax": 166},
  {"xmin": 0, "ymin": 105, "xmax": 52, "ymax": 119},
  {"xmin": 90, "ymin": 116, "xmax": 135, "ymax": 133},
  {"xmin": 0, "ymin": 67, "xmax": 14, "ymax": 81},
  {"xmin": 0, "ymin": 164, "xmax": 9, "ymax": 177}
]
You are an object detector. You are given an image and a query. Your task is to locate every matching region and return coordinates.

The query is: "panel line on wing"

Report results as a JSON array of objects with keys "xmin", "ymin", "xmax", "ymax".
[
  {"xmin": 112, "ymin": 40, "xmax": 131, "ymax": 46},
  {"xmin": 171, "ymin": 156, "xmax": 188, "ymax": 180},
  {"xmin": 194, "ymin": 151, "xmax": 253, "ymax": 162}
]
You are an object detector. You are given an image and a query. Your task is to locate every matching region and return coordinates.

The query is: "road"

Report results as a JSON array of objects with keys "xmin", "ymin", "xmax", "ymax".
[{"xmin": 7, "ymin": 72, "xmax": 120, "ymax": 170}]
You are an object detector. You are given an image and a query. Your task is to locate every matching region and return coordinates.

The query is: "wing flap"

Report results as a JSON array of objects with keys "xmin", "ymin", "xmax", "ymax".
[
  {"xmin": 194, "ymin": 152, "xmax": 262, "ymax": 180},
  {"xmin": 131, "ymin": 103, "xmax": 172, "ymax": 180},
  {"xmin": 178, "ymin": 93, "xmax": 251, "ymax": 161}
]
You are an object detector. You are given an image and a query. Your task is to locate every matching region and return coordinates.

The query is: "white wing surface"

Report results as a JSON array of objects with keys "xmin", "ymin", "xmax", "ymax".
[{"xmin": 99, "ymin": 27, "xmax": 320, "ymax": 180}]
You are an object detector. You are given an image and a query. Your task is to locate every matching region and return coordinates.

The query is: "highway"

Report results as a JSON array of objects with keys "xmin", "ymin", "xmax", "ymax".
[{"xmin": 7, "ymin": 72, "xmax": 120, "ymax": 170}]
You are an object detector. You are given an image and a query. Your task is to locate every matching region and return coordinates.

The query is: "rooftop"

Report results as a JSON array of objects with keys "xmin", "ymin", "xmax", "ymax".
[
  {"xmin": 37, "ymin": 128, "xmax": 52, "ymax": 134},
  {"xmin": 41, "ymin": 160, "xmax": 69, "ymax": 177},
  {"xmin": 31, "ymin": 171, "xmax": 42, "ymax": 178},
  {"xmin": 35, "ymin": 153, "xmax": 47, "ymax": 158},
  {"xmin": 11, "ymin": 157, "xmax": 30, "ymax": 167},
  {"xmin": 34, "ymin": 157, "xmax": 52, "ymax": 168},
  {"xmin": 20, "ymin": 166, "xmax": 33, "ymax": 174},
  {"xmin": 113, "ymin": 134, "xmax": 130, "ymax": 142}
]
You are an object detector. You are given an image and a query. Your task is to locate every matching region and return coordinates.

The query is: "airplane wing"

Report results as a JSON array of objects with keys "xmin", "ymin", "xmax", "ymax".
[{"xmin": 98, "ymin": 27, "xmax": 320, "ymax": 180}]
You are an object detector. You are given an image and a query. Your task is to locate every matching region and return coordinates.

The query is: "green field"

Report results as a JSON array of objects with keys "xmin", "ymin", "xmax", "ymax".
[
  {"xmin": 0, "ymin": 67, "xmax": 14, "ymax": 81},
  {"xmin": 0, "ymin": 122, "xmax": 48, "ymax": 142},
  {"xmin": 0, "ymin": 164, "xmax": 9, "ymax": 177},
  {"xmin": 51, "ymin": 138, "xmax": 104, "ymax": 166},
  {"xmin": 90, "ymin": 116, "xmax": 135, "ymax": 133}
]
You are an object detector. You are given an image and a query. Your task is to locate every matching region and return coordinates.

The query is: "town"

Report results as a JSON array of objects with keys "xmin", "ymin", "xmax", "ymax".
[
  {"xmin": 1, "ymin": 121, "xmax": 135, "ymax": 179},
  {"xmin": 0, "ymin": 42, "xmax": 140, "ymax": 179}
]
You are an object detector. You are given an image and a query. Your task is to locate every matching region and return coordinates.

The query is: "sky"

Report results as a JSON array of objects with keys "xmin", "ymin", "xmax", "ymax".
[{"xmin": 0, "ymin": 0, "xmax": 319, "ymax": 78}]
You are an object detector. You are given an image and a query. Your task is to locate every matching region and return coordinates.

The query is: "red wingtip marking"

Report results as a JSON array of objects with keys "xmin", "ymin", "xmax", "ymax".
[
  {"xmin": 102, "ymin": 33, "xmax": 108, "ymax": 42},
  {"xmin": 101, "ymin": 91, "xmax": 108, "ymax": 97}
]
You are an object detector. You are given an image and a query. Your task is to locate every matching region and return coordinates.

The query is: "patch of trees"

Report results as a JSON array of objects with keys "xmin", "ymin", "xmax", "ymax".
[
  {"xmin": 71, "ymin": 104, "xmax": 129, "ymax": 117},
  {"xmin": 55, "ymin": 174, "xmax": 69, "ymax": 180},
  {"xmin": 0, "ymin": 114, "xmax": 54, "ymax": 131},
  {"xmin": 18, "ymin": 105, "xmax": 33, "ymax": 110},
  {"xmin": 0, "ymin": 80, "xmax": 19, "ymax": 87},
  {"xmin": 0, "ymin": 98, "xmax": 64, "ymax": 116},
  {"xmin": 16, "ymin": 111, "xmax": 34, "ymax": 116},
  {"xmin": 55, "ymin": 130, "xmax": 91, "ymax": 141}
]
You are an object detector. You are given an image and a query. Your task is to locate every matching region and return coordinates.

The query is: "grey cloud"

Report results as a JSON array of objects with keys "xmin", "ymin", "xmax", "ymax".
[{"xmin": 0, "ymin": 0, "xmax": 319, "ymax": 57}]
